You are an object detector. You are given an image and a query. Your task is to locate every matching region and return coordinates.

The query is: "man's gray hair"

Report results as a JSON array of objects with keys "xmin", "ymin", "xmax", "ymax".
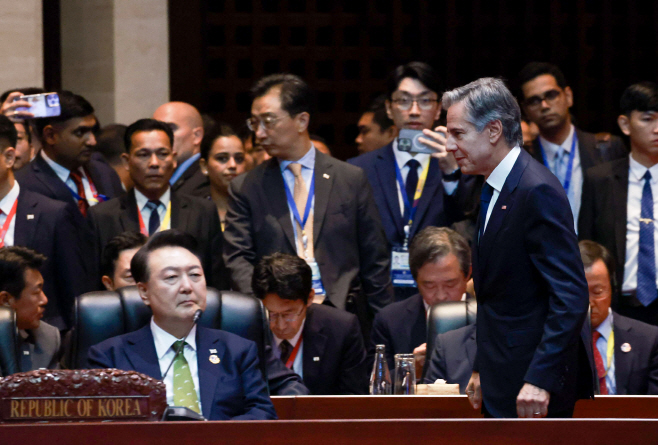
[{"xmin": 442, "ymin": 77, "xmax": 523, "ymax": 148}]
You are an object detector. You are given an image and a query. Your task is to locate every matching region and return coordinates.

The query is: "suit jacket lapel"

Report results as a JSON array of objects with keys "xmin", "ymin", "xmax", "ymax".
[
  {"xmin": 171, "ymin": 191, "xmax": 189, "ymax": 230},
  {"xmin": 408, "ymin": 294, "xmax": 426, "ymax": 348},
  {"xmin": 32, "ymin": 155, "xmax": 76, "ymax": 203},
  {"xmin": 14, "ymin": 190, "xmax": 37, "ymax": 246},
  {"xmin": 378, "ymin": 145, "xmax": 405, "ymax": 239},
  {"xmin": 119, "ymin": 190, "xmax": 141, "ymax": 232},
  {"xmin": 125, "ymin": 327, "xmax": 161, "ymax": 379},
  {"xmin": 196, "ymin": 327, "xmax": 221, "ymax": 419},
  {"xmin": 302, "ymin": 306, "xmax": 326, "ymax": 388},
  {"xmin": 313, "ymin": 152, "xmax": 334, "ymax": 246},
  {"xmin": 613, "ymin": 315, "xmax": 632, "ymax": 395},
  {"xmin": 465, "ymin": 325, "xmax": 477, "ymax": 368},
  {"xmin": 528, "ymin": 139, "xmax": 544, "ymax": 164},
  {"xmin": 576, "ymin": 129, "xmax": 596, "ymax": 172},
  {"xmin": 612, "ymin": 159, "xmax": 629, "ymax": 275},
  {"xmin": 410, "ymin": 157, "xmax": 441, "ymax": 239},
  {"xmin": 264, "ymin": 160, "xmax": 296, "ymax": 251}
]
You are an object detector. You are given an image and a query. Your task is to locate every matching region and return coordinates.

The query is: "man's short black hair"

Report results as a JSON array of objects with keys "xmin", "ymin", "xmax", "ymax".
[
  {"xmin": 367, "ymin": 94, "xmax": 395, "ymax": 131},
  {"xmin": 386, "ymin": 62, "xmax": 442, "ymax": 99},
  {"xmin": 0, "ymin": 114, "xmax": 18, "ymax": 150},
  {"xmin": 409, "ymin": 226, "xmax": 471, "ymax": 281},
  {"xmin": 94, "ymin": 124, "xmax": 127, "ymax": 166},
  {"xmin": 251, "ymin": 73, "xmax": 315, "ymax": 117},
  {"xmin": 124, "ymin": 118, "xmax": 174, "ymax": 153},
  {"xmin": 252, "ymin": 253, "xmax": 312, "ymax": 304},
  {"xmin": 579, "ymin": 240, "xmax": 617, "ymax": 291},
  {"xmin": 0, "ymin": 246, "xmax": 46, "ymax": 298},
  {"xmin": 517, "ymin": 62, "xmax": 568, "ymax": 99},
  {"xmin": 620, "ymin": 82, "xmax": 658, "ymax": 117},
  {"xmin": 130, "ymin": 230, "xmax": 201, "ymax": 284},
  {"xmin": 101, "ymin": 231, "xmax": 148, "ymax": 278},
  {"xmin": 200, "ymin": 122, "xmax": 238, "ymax": 160},
  {"xmin": 34, "ymin": 90, "xmax": 96, "ymax": 140}
]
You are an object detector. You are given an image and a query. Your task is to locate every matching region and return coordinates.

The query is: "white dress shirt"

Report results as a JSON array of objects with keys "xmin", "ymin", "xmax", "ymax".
[
  {"xmin": 134, "ymin": 188, "xmax": 171, "ymax": 232},
  {"xmin": 0, "ymin": 181, "xmax": 20, "ymax": 246},
  {"xmin": 151, "ymin": 318, "xmax": 202, "ymax": 409},
  {"xmin": 482, "ymin": 146, "xmax": 521, "ymax": 233},
  {"xmin": 41, "ymin": 150, "xmax": 98, "ymax": 207},
  {"xmin": 272, "ymin": 318, "xmax": 306, "ymax": 378},
  {"xmin": 538, "ymin": 125, "xmax": 582, "ymax": 229},
  {"xmin": 622, "ymin": 154, "xmax": 658, "ymax": 291}
]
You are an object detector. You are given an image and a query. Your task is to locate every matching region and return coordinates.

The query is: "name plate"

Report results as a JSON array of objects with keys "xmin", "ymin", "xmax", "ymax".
[{"xmin": 2, "ymin": 396, "xmax": 150, "ymax": 421}]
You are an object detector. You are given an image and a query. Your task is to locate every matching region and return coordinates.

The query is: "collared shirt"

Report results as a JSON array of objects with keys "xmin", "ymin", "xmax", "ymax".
[
  {"xmin": 538, "ymin": 125, "xmax": 582, "ymax": 228},
  {"xmin": 594, "ymin": 309, "xmax": 616, "ymax": 395},
  {"xmin": 482, "ymin": 146, "xmax": 521, "ymax": 233},
  {"xmin": 170, "ymin": 153, "xmax": 201, "ymax": 185},
  {"xmin": 279, "ymin": 145, "xmax": 316, "ymax": 250},
  {"xmin": 622, "ymin": 154, "xmax": 658, "ymax": 291},
  {"xmin": 41, "ymin": 150, "xmax": 98, "ymax": 207},
  {"xmin": 151, "ymin": 318, "xmax": 202, "ymax": 409},
  {"xmin": 134, "ymin": 188, "xmax": 171, "ymax": 232},
  {"xmin": 0, "ymin": 181, "xmax": 20, "ymax": 246},
  {"xmin": 392, "ymin": 139, "xmax": 458, "ymax": 217},
  {"xmin": 272, "ymin": 318, "xmax": 306, "ymax": 378}
]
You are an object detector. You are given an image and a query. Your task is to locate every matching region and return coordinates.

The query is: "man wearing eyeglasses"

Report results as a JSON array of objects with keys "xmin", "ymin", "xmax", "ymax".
[
  {"xmin": 253, "ymin": 253, "xmax": 369, "ymax": 395},
  {"xmin": 518, "ymin": 62, "xmax": 627, "ymax": 227},
  {"xmin": 224, "ymin": 73, "xmax": 393, "ymax": 339},
  {"xmin": 349, "ymin": 62, "xmax": 478, "ymax": 301}
]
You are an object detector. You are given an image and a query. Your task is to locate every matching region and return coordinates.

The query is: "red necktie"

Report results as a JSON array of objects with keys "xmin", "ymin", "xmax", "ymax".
[
  {"xmin": 69, "ymin": 170, "xmax": 89, "ymax": 217},
  {"xmin": 592, "ymin": 331, "xmax": 608, "ymax": 395}
]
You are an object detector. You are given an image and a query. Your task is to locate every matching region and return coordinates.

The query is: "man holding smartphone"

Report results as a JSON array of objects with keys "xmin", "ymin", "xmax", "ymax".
[{"xmin": 349, "ymin": 62, "xmax": 478, "ymax": 301}]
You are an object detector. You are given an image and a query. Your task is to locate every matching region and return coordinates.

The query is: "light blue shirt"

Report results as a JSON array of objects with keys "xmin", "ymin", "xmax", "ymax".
[
  {"xmin": 594, "ymin": 310, "xmax": 616, "ymax": 395},
  {"xmin": 279, "ymin": 145, "xmax": 316, "ymax": 251},
  {"xmin": 134, "ymin": 188, "xmax": 171, "ymax": 232}
]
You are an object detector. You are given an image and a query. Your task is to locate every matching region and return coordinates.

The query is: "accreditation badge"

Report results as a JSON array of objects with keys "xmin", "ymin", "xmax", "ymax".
[
  {"xmin": 391, "ymin": 246, "xmax": 415, "ymax": 287},
  {"xmin": 306, "ymin": 259, "xmax": 326, "ymax": 296}
]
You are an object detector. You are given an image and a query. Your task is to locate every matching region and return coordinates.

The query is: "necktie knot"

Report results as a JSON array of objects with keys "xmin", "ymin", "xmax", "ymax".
[
  {"xmin": 288, "ymin": 163, "xmax": 302, "ymax": 177},
  {"xmin": 480, "ymin": 183, "xmax": 494, "ymax": 204},
  {"xmin": 280, "ymin": 339, "xmax": 293, "ymax": 364},
  {"xmin": 406, "ymin": 159, "xmax": 420, "ymax": 170},
  {"xmin": 592, "ymin": 330, "xmax": 601, "ymax": 342},
  {"xmin": 146, "ymin": 200, "xmax": 162, "ymax": 211},
  {"xmin": 644, "ymin": 170, "xmax": 652, "ymax": 182},
  {"xmin": 173, "ymin": 339, "xmax": 187, "ymax": 351}
]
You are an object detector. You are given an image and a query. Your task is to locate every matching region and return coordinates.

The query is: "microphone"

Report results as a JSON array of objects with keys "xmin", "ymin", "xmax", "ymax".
[{"xmin": 162, "ymin": 309, "xmax": 203, "ymax": 380}]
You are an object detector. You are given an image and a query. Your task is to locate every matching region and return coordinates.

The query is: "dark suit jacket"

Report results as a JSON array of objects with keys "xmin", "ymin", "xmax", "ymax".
[
  {"xmin": 300, "ymin": 304, "xmax": 368, "ymax": 395},
  {"xmin": 172, "ymin": 159, "xmax": 210, "ymax": 198},
  {"xmin": 370, "ymin": 293, "xmax": 426, "ymax": 372},
  {"xmin": 612, "ymin": 312, "xmax": 658, "ymax": 395},
  {"xmin": 19, "ymin": 321, "xmax": 62, "ymax": 372},
  {"xmin": 224, "ymin": 150, "xmax": 393, "ymax": 315},
  {"xmin": 87, "ymin": 325, "xmax": 277, "ymax": 420},
  {"xmin": 348, "ymin": 143, "xmax": 479, "ymax": 247},
  {"xmin": 424, "ymin": 323, "xmax": 476, "ymax": 394},
  {"xmin": 474, "ymin": 148, "xmax": 592, "ymax": 417},
  {"xmin": 87, "ymin": 189, "xmax": 228, "ymax": 290},
  {"xmin": 15, "ymin": 189, "xmax": 88, "ymax": 329}
]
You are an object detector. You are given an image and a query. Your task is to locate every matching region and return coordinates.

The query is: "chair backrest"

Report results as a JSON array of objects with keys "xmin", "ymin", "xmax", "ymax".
[
  {"xmin": 71, "ymin": 287, "xmax": 268, "ymax": 379},
  {"xmin": 0, "ymin": 306, "xmax": 19, "ymax": 376},
  {"xmin": 426, "ymin": 299, "xmax": 477, "ymax": 365}
]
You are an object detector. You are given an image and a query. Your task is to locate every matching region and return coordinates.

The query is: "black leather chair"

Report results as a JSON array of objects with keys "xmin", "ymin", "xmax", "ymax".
[
  {"xmin": 68, "ymin": 287, "xmax": 269, "ymax": 379},
  {"xmin": 0, "ymin": 306, "xmax": 19, "ymax": 376},
  {"xmin": 426, "ymin": 299, "xmax": 477, "ymax": 365}
]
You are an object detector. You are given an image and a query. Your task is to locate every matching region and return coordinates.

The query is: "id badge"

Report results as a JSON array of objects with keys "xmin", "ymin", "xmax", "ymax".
[
  {"xmin": 307, "ymin": 259, "xmax": 326, "ymax": 295},
  {"xmin": 391, "ymin": 246, "xmax": 415, "ymax": 287}
]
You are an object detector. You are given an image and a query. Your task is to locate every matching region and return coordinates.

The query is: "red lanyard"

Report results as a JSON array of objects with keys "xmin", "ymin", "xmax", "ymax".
[
  {"xmin": 0, "ymin": 199, "xmax": 19, "ymax": 248},
  {"xmin": 285, "ymin": 337, "xmax": 303, "ymax": 369},
  {"xmin": 137, "ymin": 206, "xmax": 149, "ymax": 237}
]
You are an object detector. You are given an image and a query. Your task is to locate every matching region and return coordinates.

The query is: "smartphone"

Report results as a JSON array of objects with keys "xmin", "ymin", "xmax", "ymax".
[
  {"xmin": 14, "ymin": 92, "xmax": 61, "ymax": 118},
  {"xmin": 397, "ymin": 129, "xmax": 445, "ymax": 154}
]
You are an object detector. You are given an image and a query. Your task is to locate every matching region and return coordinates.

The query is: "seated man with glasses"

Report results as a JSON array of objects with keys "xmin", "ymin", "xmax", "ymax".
[
  {"xmin": 518, "ymin": 62, "xmax": 627, "ymax": 227},
  {"xmin": 349, "ymin": 62, "xmax": 479, "ymax": 301},
  {"xmin": 253, "ymin": 253, "xmax": 369, "ymax": 395}
]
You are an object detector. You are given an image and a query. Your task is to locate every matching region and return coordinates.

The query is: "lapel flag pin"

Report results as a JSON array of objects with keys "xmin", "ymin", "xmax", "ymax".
[
  {"xmin": 313, "ymin": 357, "xmax": 320, "ymax": 362},
  {"xmin": 501, "ymin": 205, "xmax": 507, "ymax": 210},
  {"xmin": 621, "ymin": 342, "xmax": 631, "ymax": 353},
  {"xmin": 27, "ymin": 214, "xmax": 34, "ymax": 220},
  {"xmin": 209, "ymin": 354, "xmax": 220, "ymax": 364},
  {"xmin": 323, "ymin": 173, "xmax": 330, "ymax": 179},
  {"xmin": 209, "ymin": 349, "xmax": 217, "ymax": 354}
]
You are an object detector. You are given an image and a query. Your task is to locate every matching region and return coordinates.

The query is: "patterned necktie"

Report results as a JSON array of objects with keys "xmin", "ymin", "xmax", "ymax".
[
  {"xmin": 637, "ymin": 171, "xmax": 657, "ymax": 306},
  {"xmin": 280, "ymin": 339, "xmax": 293, "ymax": 366},
  {"xmin": 287, "ymin": 163, "xmax": 314, "ymax": 259},
  {"xmin": 69, "ymin": 170, "xmax": 89, "ymax": 217},
  {"xmin": 478, "ymin": 183, "xmax": 494, "ymax": 243},
  {"xmin": 592, "ymin": 331, "xmax": 608, "ymax": 395},
  {"xmin": 405, "ymin": 159, "xmax": 420, "ymax": 219},
  {"xmin": 145, "ymin": 200, "xmax": 162, "ymax": 236},
  {"xmin": 172, "ymin": 340, "xmax": 200, "ymax": 413}
]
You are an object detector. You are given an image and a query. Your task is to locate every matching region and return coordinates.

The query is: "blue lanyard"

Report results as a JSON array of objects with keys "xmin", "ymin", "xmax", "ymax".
[
  {"xmin": 538, "ymin": 133, "xmax": 578, "ymax": 194},
  {"xmin": 283, "ymin": 169, "xmax": 315, "ymax": 232},
  {"xmin": 67, "ymin": 187, "xmax": 107, "ymax": 203},
  {"xmin": 394, "ymin": 160, "xmax": 420, "ymax": 226}
]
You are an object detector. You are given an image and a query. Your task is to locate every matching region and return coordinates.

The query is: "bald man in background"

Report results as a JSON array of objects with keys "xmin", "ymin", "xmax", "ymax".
[{"xmin": 153, "ymin": 102, "xmax": 209, "ymax": 197}]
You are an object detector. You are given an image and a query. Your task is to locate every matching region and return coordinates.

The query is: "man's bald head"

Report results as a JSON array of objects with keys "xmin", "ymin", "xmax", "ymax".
[{"xmin": 153, "ymin": 101, "xmax": 203, "ymax": 164}]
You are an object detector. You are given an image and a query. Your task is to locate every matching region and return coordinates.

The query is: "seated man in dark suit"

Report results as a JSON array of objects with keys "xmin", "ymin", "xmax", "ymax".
[
  {"xmin": 371, "ymin": 226, "xmax": 471, "ymax": 375},
  {"xmin": 0, "ymin": 246, "xmax": 62, "ymax": 372},
  {"xmin": 88, "ymin": 118, "xmax": 227, "ymax": 290},
  {"xmin": 580, "ymin": 240, "xmax": 658, "ymax": 395},
  {"xmin": 424, "ymin": 323, "xmax": 476, "ymax": 393},
  {"xmin": 88, "ymin": 230, "xmax": 276, "ymax": 420},
  {"xmin": 253, "ymin": 253, "xmax": 369, "ymax": 395}
]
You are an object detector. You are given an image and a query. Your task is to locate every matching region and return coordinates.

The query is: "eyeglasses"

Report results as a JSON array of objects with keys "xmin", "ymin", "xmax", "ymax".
[
  {"xmin": 391, "ymin": 96, "xmax": 439, "ymax": 111},
  {"xmin": 524, "ymin": 89, "xmax": 562, "ymax": 109},
  {"xmin": 214, "ymin": 153, "xmax": 246, "ymax": 164},
  {"xmin": 246, "ymin": 115, "xmax": 287, "ymax": 132},
  {"xmin": 268, "ymin": 306, "xmax": 305, "ymax": 323}
]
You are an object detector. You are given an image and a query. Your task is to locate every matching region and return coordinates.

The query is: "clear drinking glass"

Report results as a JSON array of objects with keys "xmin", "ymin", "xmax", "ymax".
[{"xmin": 393, "ymin": 353, "xmax": 416, "ymax": 395}]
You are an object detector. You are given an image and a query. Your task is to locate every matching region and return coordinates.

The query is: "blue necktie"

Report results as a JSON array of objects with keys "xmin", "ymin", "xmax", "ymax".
[
  {"xmin": 478, "ymin": 183, "xmax": 494, "ymax": 243},
  {"xmin": 146, "ymin": 200, "xmax": 162, "ymax": 236},
  {"xmin": 405, "ymin": 159, "xmax": 420, "ymax": 219},
  {"xmin": 555, "ymin": 149, "xmax": 566, "ymax": 183},
  {"xmin": 637, "ymin": 171, "xmax": 657, "ymax": 306}
]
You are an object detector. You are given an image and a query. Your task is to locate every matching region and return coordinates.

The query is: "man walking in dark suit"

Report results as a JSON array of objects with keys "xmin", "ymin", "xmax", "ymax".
[
  {"xmin": 88, "ymin": 230, "xmax": 276, "ymax": 420},
  {"xmin": 443, "ymin": 77, "xmax": 592, "ymax": 418},
  {"xmin": 253, "ymin": 253, "xmax": 368, "ymax": 395},
  {"xmin": 579, "ymin": 82, "xmax": 658, "ymax": 326},
  {"xmin": 224, "ymin": 74, "xmax": 393, "ymax": 332},
  {"xmin": 88, "ymin": 119, "xmax": 227, "ymax": 290}
]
